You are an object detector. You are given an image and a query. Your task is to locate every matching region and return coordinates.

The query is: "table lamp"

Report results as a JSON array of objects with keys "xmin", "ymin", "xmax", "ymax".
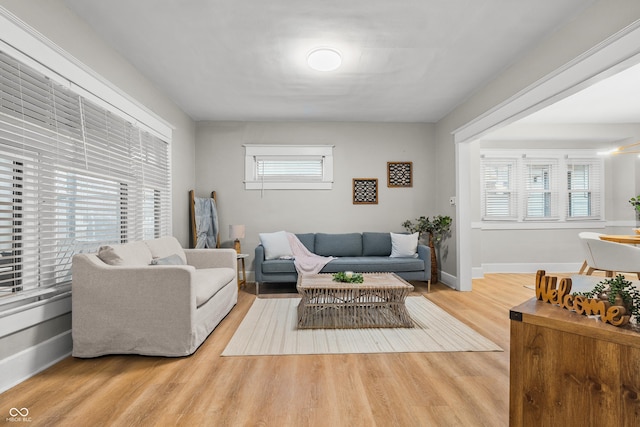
[{"xmin": 229, "ymin": 225, "xmax": 245, "ymax": 253}]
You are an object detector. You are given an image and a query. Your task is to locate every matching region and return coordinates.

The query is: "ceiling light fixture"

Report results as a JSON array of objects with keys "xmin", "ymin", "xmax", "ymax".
[
  {"xmin": 597, "ymin": 141, "xmax": 640, "ymax": 156},
  {"xmin": 307, "ymin": 48, "xmax": 342, "ymax": 72}
]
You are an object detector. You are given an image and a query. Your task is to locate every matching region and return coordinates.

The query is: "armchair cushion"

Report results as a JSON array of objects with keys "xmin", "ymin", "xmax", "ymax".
[
  {"xmin": 193, "ymin": 267, "xmax": 236, "ymax": 307},
  {"xmin": 146, "ymin": 236, "xmax": 188, "ymax": 264}
]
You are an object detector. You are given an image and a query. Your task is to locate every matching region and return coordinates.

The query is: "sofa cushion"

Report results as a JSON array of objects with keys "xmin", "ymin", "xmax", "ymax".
[
  {"xmin": 390, "ymin": 232, "xmax": 419, "ymax": 258},
  {"xmin": 98, "ymin": 241, "xmax": 153, "ymax": 266},
  {"xmin": 259, "ymin": 231, "xmax": 293, "ymax": 260},
  {"xmin": 262, "ymin": 259, "xmax": 297, "ymax": 274},
  {"xmin": 362, "ymin": 232, "xmax": 392, "ymax": 256},
  {"xmin": 315, "ymin": 233, "xmax": 362, "ymax": 257},
  {"xmin": 145, "ymin": 236, "xmax": 187, "ymax": 264},
  {"xmin": 193, "ymin": 267, "xmax": 236, "ymax": 307},
  {"xmin": 321, "ymin": 257, "xmax": 424, "ymax": 273},
  {"xmin": 296, "ymin": 233, "xmax": 315, "ymax": 253}
]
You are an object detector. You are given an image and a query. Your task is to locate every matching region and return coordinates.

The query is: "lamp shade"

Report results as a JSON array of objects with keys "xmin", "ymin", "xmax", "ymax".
[{"xmin": 229, "ymin": 225, "xmax": 246, "ymax": 240}]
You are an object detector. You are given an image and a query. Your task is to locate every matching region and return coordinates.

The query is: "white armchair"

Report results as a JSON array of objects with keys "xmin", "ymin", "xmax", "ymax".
[
  {"xmin": 583, "ymin": 236, "xmax": 640, "ymax": 279},
  {"xmin": 72, "ymin": 237, "xmax": 238, "ymax": 357},
  {"xmin": 578, "ymin": 231, "xmax": 604, "ymax": 275}
]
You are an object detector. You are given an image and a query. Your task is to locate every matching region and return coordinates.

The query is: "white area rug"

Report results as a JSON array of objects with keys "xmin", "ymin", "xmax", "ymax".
[{"xmin": 221, "ymin": 296, "xmax": 502, "ymax": 356}]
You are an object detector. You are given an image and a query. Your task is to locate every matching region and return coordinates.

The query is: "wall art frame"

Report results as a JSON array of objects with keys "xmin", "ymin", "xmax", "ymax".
[
  {"xmin": 352, "ymin": 178, "xmax": 378, "ymax": 204},
  {"xmin": 387, "ymin": 161, "xmax": 413, "ymax": 187}
]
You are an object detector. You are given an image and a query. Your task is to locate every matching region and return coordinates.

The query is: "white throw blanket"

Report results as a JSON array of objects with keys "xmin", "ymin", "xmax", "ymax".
[{"xmin": 286, "ymin": 233, "xmax": 335, "ymax": 275}]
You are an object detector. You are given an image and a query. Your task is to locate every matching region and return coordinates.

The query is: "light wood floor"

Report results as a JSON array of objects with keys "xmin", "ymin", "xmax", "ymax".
[{"xmin": 1, "ymin": 274, "xmax": 542, "ymax": 426}]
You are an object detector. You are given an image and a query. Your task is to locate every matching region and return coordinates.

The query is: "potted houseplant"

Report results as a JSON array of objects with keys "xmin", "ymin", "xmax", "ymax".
[
  {"xmin": 402, "ymin": 215, "xmax": 452, "ymax": 283},
  {"xmin": 573, "ymin": 274, "xmax": 640, "ymax": 324}
]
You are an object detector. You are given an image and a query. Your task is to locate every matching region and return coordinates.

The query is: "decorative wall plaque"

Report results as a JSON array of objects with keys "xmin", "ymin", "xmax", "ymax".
[
  {"xmin": 387, "ymin": 162, "xmax": 413, "ymax": 187},
  {"xmin": 352, "ymin": 178, "xmax": 378, "ymax": 204}
]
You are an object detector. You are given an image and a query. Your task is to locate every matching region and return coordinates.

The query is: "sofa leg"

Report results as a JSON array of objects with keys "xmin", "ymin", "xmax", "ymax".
[
  {"xmin": 427, "ymin": 279, "xmax": 431, "ymax": 293},
  {"xmin": 255, "ymin": 281, "xmax": 260, "ymax": 297}
]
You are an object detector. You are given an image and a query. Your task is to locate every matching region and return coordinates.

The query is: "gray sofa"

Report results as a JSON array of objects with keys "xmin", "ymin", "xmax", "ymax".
[
  {"xmin": 255, "ymin": 232, "xmax": 431, "ymax": 295},
  {"xmin": 72, "ymin": 236, "xmax": 238, "ymax": 358}
]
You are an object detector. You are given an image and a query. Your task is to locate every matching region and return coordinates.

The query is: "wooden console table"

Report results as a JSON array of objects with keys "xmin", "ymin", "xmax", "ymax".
[{"xmin": 509, "ymin": 298, "xmax": 640, "ymax": 426}]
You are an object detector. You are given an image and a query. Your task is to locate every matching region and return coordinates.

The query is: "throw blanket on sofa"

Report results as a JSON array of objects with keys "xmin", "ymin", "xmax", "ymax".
[{"xmin": 287, "ymin": 233, "xmax": 335, "ymax": 275}]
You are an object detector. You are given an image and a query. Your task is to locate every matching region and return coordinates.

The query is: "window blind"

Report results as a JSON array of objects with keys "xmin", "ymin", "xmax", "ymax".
[
  {"xmin": 566, "ymin": 158, "xmax": 601, "ymax": 219},
  {"xmin": 255, "ymin": 156, "xmax": 324, "ymax": 181},
  {"xmin": 481, "ymin": 158, "xmax": 517, "ymax": 220},
  {"xmin": 523, "ymin": 158, "xmax": 559, "ymax": 220},
  {"xmin": 0, "ymin": 50, "xmax": 171, "ymax": 300}
]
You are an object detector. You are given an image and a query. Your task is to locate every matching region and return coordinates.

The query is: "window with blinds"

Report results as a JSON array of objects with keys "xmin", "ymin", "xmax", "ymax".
[
  {"xmin": 0, "ymin": 50, "xmax": 171, "ymax": 299},
  {"xmin": 480, "ymin": 150, "xmax": 603, "ymax": 223},
  {"xmin": 244, "ymin": 144, "xmax": 334, "ymax": 190},
  {"xmin": 567, "ymin": 158, "xmax": 601, "ymax": 219},
  {"xmin": 481, "ymin": 158, "xmax": 517, "ymax": 219},
  {"xmin": 523, "ymin": 159, "xmax": 559, "ymax": 220}
]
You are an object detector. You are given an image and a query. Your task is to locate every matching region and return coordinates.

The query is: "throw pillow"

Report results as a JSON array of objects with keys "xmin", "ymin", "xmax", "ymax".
[
  {"xmin": 259, "ymin": 231, "xmax": 293, "ymax": 260},
  {"xmin": 97, "ymin": 245, "xmax": 122, "ymax": 265},
  {"xmin": 390, "ymin": 232, "xmax": 419, "ymax": 258},
  {"xmin": 150, "ymin": 254, "xmax": 186, "ymax": 265}
]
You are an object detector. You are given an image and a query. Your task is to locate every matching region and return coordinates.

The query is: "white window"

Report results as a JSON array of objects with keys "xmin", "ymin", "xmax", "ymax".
[
  {"xmin": 480, "ymin": 150, "xmax": 603, "ymax": 223},
  {"xmin": 523, "ymin": 158, "xmax": 559, "ymax": 220},
  {"xmin": 481, "ymin": 159, "xmax": 517, "ymax": 220},
  {"xmin": 244, "ymin": 144, "xmax": 334, "ymax": 190},
  {"xmin": 0, "ymin": 50, "xmax": 171, "ymax": 300}
]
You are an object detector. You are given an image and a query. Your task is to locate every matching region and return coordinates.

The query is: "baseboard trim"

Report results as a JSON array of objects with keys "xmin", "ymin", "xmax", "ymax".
[
  {"xmin": 478, "ymin": 262, "xmax": 582, "ymax": 276},
  {"xmin": 0, "ymin": 330, "xmax": 72, "ymax": 393},
  {"xmin": 438, "ymin": 271, "xmax": 458, "ymax": 290}
]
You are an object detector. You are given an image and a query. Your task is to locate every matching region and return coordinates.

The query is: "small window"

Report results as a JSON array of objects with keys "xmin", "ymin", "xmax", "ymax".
[{"xmin": 244, "ymin": 144, "xmax": 334, "ymax": 190}]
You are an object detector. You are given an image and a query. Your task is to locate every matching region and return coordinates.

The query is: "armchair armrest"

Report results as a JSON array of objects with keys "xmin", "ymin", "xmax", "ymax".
[{"xmin": 184, "ymin": 248, "xmax": 237, "ymax": 272}]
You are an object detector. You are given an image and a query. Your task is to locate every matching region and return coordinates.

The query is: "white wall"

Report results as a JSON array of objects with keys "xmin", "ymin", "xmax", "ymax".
[
  {"xmin": 435, "ymin": 0, "xmax": 640, "ymax": 286},
  {"xmin": 195, "ymin": 121, "xmax": 437, "ymax": 274}
]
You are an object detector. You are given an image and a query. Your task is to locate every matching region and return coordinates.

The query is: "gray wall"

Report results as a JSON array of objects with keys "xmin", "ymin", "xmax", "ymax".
[{"xmin": 195, "ymin": 121, "xmax": 437, "ymax": 273}]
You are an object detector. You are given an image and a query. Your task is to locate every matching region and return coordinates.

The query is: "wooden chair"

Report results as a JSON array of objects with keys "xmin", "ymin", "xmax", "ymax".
[{"xmin": 189, "ymin": 190, "xmax": 220, "ymax": 249}]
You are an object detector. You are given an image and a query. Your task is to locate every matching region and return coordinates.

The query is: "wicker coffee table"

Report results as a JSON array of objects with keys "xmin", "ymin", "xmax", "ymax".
[{"xmin": 296, "ymin": 273, "xmax": 414, "ymax": 329}]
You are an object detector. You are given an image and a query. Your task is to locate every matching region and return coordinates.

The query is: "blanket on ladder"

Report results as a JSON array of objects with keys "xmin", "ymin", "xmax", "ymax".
[{"xmin": 286, "ymin": 233, "xmax": 335, "ymax": 276}]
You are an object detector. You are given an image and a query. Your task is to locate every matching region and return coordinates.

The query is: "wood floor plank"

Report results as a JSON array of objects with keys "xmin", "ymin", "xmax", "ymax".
[{"xmin": 0, "ymin": 274, "xmax": 552, "ymax": 426}]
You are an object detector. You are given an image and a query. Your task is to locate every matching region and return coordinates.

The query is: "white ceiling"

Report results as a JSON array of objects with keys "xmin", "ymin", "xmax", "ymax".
[
  {"xmin": 61, "ymin": 0, "xmax": 600, "ymax": 123},
  {"xmin": 518, "ymin": 61, "xmax": 640, "ymax": 125}
]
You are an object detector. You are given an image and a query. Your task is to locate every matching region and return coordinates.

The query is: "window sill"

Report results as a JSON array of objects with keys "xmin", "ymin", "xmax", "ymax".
[
  {"xmin": 473, "ymin": 220, "xmax": 607, "ymax": 230},
  {"xmin": 244, "ymin": 181, "xmax": 333, "ymax": 190}
]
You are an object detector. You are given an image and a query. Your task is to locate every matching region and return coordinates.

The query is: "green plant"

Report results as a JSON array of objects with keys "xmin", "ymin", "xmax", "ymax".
[
  {"xmin": 332, "ymin": 271, "xmax": 364, "ymax": 283},
  {"xmin": 401, "ymin": 215, "xmax": 452, "ymax": 245},
  {"xmin": 402, "ymin": 215, "xmax": 452, "ymax": 282},
  {"xmin": 629, "ymin": 195, "xmax": 640, "ymax": 213},
  {"xmin": 573, "ymin": 274, "xmax": 640, "ymax": 323}
]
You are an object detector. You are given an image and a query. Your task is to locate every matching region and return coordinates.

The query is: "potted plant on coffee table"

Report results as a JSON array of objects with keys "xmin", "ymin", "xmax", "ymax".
[{"xmin": 402, "ymin": 215, "xmax": 452, "ymax": 283}]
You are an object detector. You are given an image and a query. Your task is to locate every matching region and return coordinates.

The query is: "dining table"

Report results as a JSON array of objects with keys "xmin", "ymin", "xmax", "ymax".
[{"xmin": 598, "ymin": 234, "xmax": 640, "ymax": 244}]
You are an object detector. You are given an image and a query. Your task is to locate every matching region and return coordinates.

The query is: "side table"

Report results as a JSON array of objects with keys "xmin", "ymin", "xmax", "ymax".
[{"xmin": 236, "ymin": 253, "xmax": 248, "ymax": 289}]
